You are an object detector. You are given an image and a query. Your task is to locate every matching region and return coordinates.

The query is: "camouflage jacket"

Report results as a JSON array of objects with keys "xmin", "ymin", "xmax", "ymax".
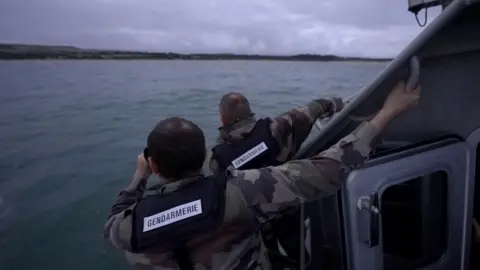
[
  {"xmin": 208, "ymin": 99, "xmax": 336, "ymax": 175},
  {"xmin": 104, "ymin": 121, "xmax": 380, "ymax": 270}
]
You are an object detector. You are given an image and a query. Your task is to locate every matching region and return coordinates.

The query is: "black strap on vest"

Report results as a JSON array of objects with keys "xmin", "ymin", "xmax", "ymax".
[
  {"xmin": 253, "ymin": 205, "xmax": 309, "ymax": 269},
  {"xmin": 212, "ymin": 118, "xmax": 281, "ymax": 171},
  {"xmin": 173, "ymin": 246, "xmax": 194, "ymax": 270}
]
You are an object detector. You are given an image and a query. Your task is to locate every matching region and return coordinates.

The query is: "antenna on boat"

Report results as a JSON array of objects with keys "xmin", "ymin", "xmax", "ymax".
[{"xmin": 408, "ymin": 0, "xmax": 453, "ymax": 27}]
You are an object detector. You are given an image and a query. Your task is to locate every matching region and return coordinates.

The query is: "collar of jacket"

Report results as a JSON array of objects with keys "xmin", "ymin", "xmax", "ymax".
[
  {"xmin": 146, "ymin": 174, "xmax": 204, "ymax": 195},
  {"xmin": 218, "ymin": 116, "xmax": 257, "ymax": 142}
]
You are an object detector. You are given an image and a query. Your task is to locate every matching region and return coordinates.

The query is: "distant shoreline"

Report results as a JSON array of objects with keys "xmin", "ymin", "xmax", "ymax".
[{"xmin": 0, "ymin": 43, "xmax": 392, "ymax": 62}]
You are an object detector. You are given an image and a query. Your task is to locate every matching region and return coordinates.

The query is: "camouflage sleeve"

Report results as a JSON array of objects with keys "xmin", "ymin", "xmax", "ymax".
[
  {"xmin": 230, "ymin": 121, "xmax": 379, "ymax": 215},
  {"xmin": 270, "ymin": 99, "xmax": 333, "ymax": 161},
  {"xmin": 103, "ymin": 175, "xmax": 147, "ymax": 250}
]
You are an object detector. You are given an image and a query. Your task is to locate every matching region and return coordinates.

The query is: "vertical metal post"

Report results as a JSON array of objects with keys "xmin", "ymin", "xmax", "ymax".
[{"xmin": 300, "ymin": 203, "xmax": 306, "ymax": 270}]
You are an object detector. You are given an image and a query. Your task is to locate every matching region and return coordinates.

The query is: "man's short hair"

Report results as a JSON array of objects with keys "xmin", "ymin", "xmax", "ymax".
[
  {"xmin": 147, "ymin": 117, "xmax": 206, "ymax": 179},
  {"xmin": 219, "ymin": 92, "xmax": 253, "ymax": 125}
]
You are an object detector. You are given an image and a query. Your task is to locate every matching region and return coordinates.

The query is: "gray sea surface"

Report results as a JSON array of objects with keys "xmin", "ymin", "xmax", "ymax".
[{"xmin": 0, "ymin": 60, "xmax": 385, "ymax": 269}]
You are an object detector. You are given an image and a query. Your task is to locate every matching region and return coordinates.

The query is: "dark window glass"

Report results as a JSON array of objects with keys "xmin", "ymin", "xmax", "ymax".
[{"xmin": 381, "ymin": 171, "xmax": 448, "ymax": 270}]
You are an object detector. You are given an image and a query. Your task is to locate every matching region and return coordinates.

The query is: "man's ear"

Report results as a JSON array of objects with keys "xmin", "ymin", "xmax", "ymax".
[
  {"xmin": 148, "ymin": 157, "xmax": 159, "ymax": 174},
  {"xmin": 220, "ymin": 113, "xmax": 226, "ymax": 126}
]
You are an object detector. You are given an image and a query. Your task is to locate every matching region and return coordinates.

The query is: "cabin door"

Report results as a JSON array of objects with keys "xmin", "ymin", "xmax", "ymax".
[{"xmin": 342, "ymin": 138, "xmax": 475, "ymax": 270}]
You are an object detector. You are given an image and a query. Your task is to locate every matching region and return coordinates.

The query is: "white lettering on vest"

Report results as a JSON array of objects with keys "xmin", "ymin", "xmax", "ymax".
[
  {"xmin": 231, "ymin": 142, "xmax": 268, "ymax": 169},
  {"xmin": 143, "ymin": 199, "xmax": 203, "ymax": 232}
]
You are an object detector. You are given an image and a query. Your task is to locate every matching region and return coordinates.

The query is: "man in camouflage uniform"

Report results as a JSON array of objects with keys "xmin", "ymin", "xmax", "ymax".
[
  {"xmin": 104, "ymin": 81, "xmax": 421, "ymax": 269},
  {"xmin": 208, "ymin": 93, "xmax": 344, "ymax": 174},
  {"xmin": 208, "ymin": 93, "xmax": 344, "ymax": 267}
]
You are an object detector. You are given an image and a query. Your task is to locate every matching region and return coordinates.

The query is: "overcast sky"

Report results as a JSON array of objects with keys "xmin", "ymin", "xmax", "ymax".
[{"xmin": 0, "ymin": 0, "xmax": 442, "ymax": 57}]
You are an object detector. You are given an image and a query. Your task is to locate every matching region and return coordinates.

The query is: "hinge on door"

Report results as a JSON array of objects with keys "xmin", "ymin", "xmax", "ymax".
[{"xmin": 357, "ymin": 192, "xmax": 380, "ymax": 247}]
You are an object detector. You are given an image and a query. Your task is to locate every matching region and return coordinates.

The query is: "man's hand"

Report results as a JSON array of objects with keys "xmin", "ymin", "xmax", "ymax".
[
  {"xmin": 329, "ymin": 97, "xmax": 344, "ymax": 114},
  {"xmin": 125, "ymin": 153, "xmax": 152, "ymax": 192},
  {"xmin": 135, "ymin": 153, "xmax": 152, "ymax": 179},
  {"xmin": 370, "ymin": 81, "xmax": 421, "ymax": 131},
  {"xmin": 318, "ymin": 97, "xmax": 344, "ymax": 117},
  {"xmin": 381, "ymin": 81, "xmax": 421, "ymax": 117}
]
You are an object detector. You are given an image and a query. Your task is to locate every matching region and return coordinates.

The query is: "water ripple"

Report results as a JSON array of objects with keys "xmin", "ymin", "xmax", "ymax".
[{"xmin": 0, "ymin": 60, "xmax": 384, "ymax": 270}]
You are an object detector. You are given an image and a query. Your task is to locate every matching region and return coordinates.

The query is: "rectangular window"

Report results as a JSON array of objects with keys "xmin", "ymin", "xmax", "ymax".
[{"xmin": 381, "ymin": 171, "xmax": 448, "ymax": 269}]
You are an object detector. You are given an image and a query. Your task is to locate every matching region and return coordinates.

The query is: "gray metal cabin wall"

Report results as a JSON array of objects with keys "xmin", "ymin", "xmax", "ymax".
[
  {"xmin": 386, "ymin": 1, "xmax": 480, "ymax": 142},
  {"xmin": 297, "ymin": 1, "xmax": 480, "ymax": 269},
  {"xmin": 306, "ymin": 48, "xmax": 480, "ymax": 269},
  {"xmin": 386, "ymin": 50, "xmax": 480, "ymax": 142},
  {"xmin": 297, "ymin": 0, "xmax": 480, "ymax": 159}
]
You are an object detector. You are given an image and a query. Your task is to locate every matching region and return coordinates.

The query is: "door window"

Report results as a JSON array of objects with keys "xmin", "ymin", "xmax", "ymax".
[{"xmin": 381, "ymin": 171, "xmax": 448, "ymax": 269}]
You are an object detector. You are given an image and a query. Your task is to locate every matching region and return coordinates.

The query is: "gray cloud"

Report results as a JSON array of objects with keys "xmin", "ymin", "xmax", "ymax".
[{"xmin": 0, "ymin": 0, "xmax": 442, "ymax": 57}]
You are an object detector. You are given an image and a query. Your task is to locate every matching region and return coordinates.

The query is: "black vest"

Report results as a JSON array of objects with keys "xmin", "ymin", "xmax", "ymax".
[
  {"xmin": 211, "ymin": 118, "xmax": 281, "ymax": 171},
  {"xmin": 130, "ymin": 174, "xmax": 227, "ymax": 269}
]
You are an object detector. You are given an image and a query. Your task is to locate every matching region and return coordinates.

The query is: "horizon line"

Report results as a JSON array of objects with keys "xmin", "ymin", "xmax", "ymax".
[{"xmin": 0, "ymin": 42, "xmax": 394, "ymax": 60}]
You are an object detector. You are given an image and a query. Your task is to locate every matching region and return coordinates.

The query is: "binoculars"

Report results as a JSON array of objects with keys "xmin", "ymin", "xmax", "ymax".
[{"xmin": 143, "ymin": 147, "xmax": 149, "ymax": 162}]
